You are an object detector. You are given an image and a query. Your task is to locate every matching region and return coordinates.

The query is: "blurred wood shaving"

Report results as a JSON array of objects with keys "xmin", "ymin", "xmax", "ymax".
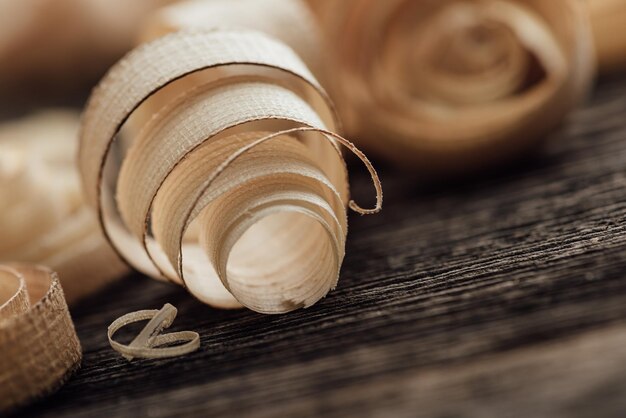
[
  {"xmin": 0, "ymin": 112, "xmax": 128, "ymax": 304},
  {"xmin": 587, "ymin": 0, "xmax": 626, "ymax": 74},
  {"xmin": 308, "ymin": 0, "xmax": 596, "ymax": 173}
]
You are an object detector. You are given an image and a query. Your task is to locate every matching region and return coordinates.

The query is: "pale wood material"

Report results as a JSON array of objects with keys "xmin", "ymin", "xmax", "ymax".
[{"xmin": 78, "ymin": 30, "xmax": 381, "ymax": 313}]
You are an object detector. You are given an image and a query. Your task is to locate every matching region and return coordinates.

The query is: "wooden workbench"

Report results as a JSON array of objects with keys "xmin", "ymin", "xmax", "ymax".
[{"xmin": 17, "ymin": 76, "xmax": 626, "ymax": 417}]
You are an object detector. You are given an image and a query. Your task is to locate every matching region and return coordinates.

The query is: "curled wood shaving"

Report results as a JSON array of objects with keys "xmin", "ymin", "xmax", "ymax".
[
  {"xmin": 0, "ymin": 112, "xmax": 128, "ymax": 303},
  {"xmin": 0, "ymin": 264, "xmax": 81, "ymax": 412},
  {"xmin": 108, "ymin": 303, "xmax": 200, "ymax": 361},
  {"xmin": 78, "ymin": 30, "xmax": 382, "ymax": 314},
  {"xmin": 308, "ymin": 0, "xmax": 596, "ymax": 173}
]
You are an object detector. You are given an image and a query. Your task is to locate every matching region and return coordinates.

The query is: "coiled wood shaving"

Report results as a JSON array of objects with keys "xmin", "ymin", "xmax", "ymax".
[
  {"xmin": 0, "ymin": 264, "xmax": 81, "ymax": 412},
  {"xmin": 309, "ymin": 0, "xmax": 596, "ymax": 173},
  {"xmin": 78, "ymin": 30, "xmax": 382, "ymax": 314}
]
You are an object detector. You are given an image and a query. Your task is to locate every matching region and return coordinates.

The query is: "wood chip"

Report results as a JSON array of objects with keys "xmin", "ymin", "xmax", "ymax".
[{"xmin": 108, "ymin": 303, "xmax": 200, "ymax": 361}]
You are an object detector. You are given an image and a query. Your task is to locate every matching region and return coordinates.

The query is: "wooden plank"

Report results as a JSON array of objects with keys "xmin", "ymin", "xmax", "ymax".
[{"xmin": 16, "ymin": 76, "xmax": 626, "ymax": 417}]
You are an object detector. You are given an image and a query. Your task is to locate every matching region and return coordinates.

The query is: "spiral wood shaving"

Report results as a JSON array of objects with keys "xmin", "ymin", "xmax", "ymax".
[
  {"xmin": 0, "ymin": 112, "xmax": 128, "ymax": 303},
  {"xmin": 0, "ymin": 264, "xmax": 81, "ymax": 412},
  {"xmin": 78, "ymin": 30, "xmax": 382, "ymax": 313},
  {"xmin": 308, "ymin": 0, "xmax": 596, "ymax": 173}
]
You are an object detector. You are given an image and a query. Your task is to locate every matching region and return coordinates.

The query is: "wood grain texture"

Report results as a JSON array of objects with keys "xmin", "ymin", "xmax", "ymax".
[{"xmin": 16, "ymin": 76, "xmax": 626, "ymax": 418}]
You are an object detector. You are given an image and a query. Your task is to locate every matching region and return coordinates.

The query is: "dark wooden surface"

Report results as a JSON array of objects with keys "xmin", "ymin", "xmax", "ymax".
[{"xmin": 17, "ymin": 77, "xmax": 626, "ymax": 418}]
